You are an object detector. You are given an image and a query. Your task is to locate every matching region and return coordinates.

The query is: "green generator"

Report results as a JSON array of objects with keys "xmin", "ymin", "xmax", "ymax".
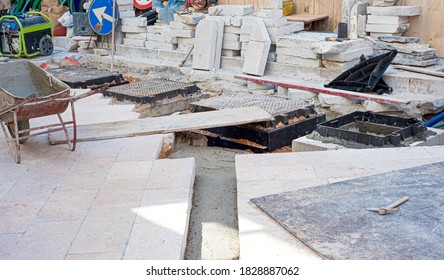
[{"xmin": 0, "ymin": 11, "xmax": 53, "ymax": 58}]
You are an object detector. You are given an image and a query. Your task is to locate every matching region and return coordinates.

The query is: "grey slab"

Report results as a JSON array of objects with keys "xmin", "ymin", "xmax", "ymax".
[{"xmin": 250, "ymin": 161, "xmax": 444, "ymax": 260}]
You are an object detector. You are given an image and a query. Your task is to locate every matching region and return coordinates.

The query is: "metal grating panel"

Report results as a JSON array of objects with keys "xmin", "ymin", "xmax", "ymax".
[
  {"xmin": 48, "ymin": 67, "xmax": 125, "ymax": 88},
  {"xmin": 192, "ymin": 92, "xmax": 312, "ymax": 117},
  {"xmin": 103, "ymin": 79, "xmax": 199, "ymax": 104}
]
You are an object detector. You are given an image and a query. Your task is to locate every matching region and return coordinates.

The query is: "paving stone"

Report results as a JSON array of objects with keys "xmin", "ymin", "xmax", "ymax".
[
  {"xmin": 208, "ymin": 5, "xmax": 254, "ymax": 16},
  {"xmin": 123, "ymin": 38, "xmax": 146, "ymax": 47},
  {"xmin": 311, "ymin": 39, "xmax": 372, "ymax": 54},
  {"xmin": 93, "ymin": 189, "xmax": 143, "ymax": 208},
  {"xmin": 35, "ymin": 189, "xmax": 98, "ymax": 221},
  {"xmin": 224, "ymin": 26, "xmax": 241, "ymax": 34},
  {"xmin": 366, "ymin": 23, "xmax": 410, "ymax": 33},
  {"xmin": 121, "ymin": 25, "xmax": 147, "ymax": 33},
  {"xmin": 277, "ymin": 55, "xmax": 322, "ymax": 68},
  {"xmin": 323, "ymin": 47, "xmax": 374, "ymax": 62},
  {"xmin": 119, "ymin": 10, "xmax": 135, "ymax": 18},
  {"xmin": 256, "ymin": 8, "xmax": 284, "ymax": 19},
  {"xmin": 276, "ymin": 47, "xmax": 319, "ymax": 59},
  {"xmin": 115, "ymin": 135, "xmax": 164, "ymax": 162},
  {"xmin": 125, "ymin": 32, "xmax": 147, "ymax": 40},
  {"xmin": 173, "ymin": 13, "xmax": 205, "ymax": 25},
  {"xmin": 250, "ymin": 18, "xmax": 270, "ymax": 43},
  {"xmin": 242, "ymin": 40, "xmax": 271, "ymax": 76},
  {"xmin": 0, "ymin": 233, "xmax": 21, "ymax": 258},
  {"xmin": 146, "ymin": 158, "xmax": 195, "ymax": 190},
  {"xmin": 0, "ymin": 181, "xmax": 15, "ymax": 200},
  {"xmin": 222, "ymin": 41, "xmax": 241, "ymax": 50},
  {"xmin": 1, "ymin": 181, "xmax": 56, "ymax": 203},
  {"xmin": 367, "ymin": 6, "xmax": 421, "ymax": 16},
  {"xmin": 107, "ymin": 161, "xmax": 153, "ymax": 180},
  {"xmin": 170, "ymin": 21, "xmax": 196, "ymax": 30},
  {"xmin": 145, "ymin": 41, "xmax": 176, "ymax": 50},
  {"xmin": 0, "ymin": 201, "xmax": 45, "ymax": 234},
  {"xmin": 367, "ymin": 15, "xmax": 409, "ymax": 24},
  {"xmin": 192, "ymin": 19, "xmax": 219, "ymax": 71},
  {"xmin": 318, "ymin": 93, "xmax": 356, "ymax": 107},
  {"xmin": 377, "ymin": 36, "xmax": 420, "ymax": 43},
  {"xmin": 223, "ymin": 33, "xmax": 240, "ymax": 42},
  {"xmin": 66, "ymin": 252, "xmax": 123, "ymax": 260},
  {"xmin": 122, "ymin": 17, "xmax": 147, "ymax": 26},
  {"xmin": 170, "ymin": 29, "xmax": 195, "ymax": 38},
  {"xmin": 322, "ymin": 59, "xmax": 360, "ymax": 70},
  {"xmin": 7, "ymin": 220, "xmax": 82, "ymax": 259},
  {"xmin": 69, "ymin": 207, "xmax": 137, "ymax": 254}
]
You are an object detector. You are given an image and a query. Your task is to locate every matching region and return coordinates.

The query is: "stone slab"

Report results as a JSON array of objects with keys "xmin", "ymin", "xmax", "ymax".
[
  {"xmin": 276, "ymin": 47, "xmax": 319, "ymax": 59},
  {"xmin": 121, "ymin": 17, "xmax": 147, "ymax": 27},
  {"xmin": 223, "ymin": 33, "xmax": 240, "ymax": 42},
  {"xmin": 366, "ymin": 23, "xmax": 410, "ymax": 33},
  {"xmin": 367, "ymin": 15, "xmax": 409, "ymax": 24},
  {"xmin": 277, "ymin": 55, "xmax": 322, "ymax": 68},
  {"xmin": 367, "ymin": 6, "xmax": 421, "ymax": 17},
  {"xmin": 123, "ymin": 38, "xmax": 146, "ymax": 47},
  {"xmin": 173, "ymin": 13, "xmax": 205, "ymax": 25},
  {"xmin": 170, "ymin": 29, "xmax": 195, "ymax": 38},
  {"xmin": 170, "ymin": 21, "xmax": 196, "ymax": 30},
  {"xmin": 242, "ymin": 40, "xmax": 271, "ymax": 76},
  {"xmin": 235, "ymin": 146, "xmax": 444, "ymax": 260},
  {"xmin": 377, "ymin": 36, "xmax": 420, "ymax": 43},
  {"xmin": 250, "ymin": 18, "xmax": 270, "ymax": 43},
  {"xmin": 322, "ymin": 47, "xmax": 374, "ymax": 62},
  {"xmin": 145, "ymin": 41, "xmax": 176, "ymax": 50},
  {"xmin": 222, "ymin": 41, "xmax": 241, "ymax": 50},
  {"xmin": 121, "ymin": 25, "xmax": 147, "ymax": 33},
  {"xmin": 322, "ymin": 59, "xmax": 360, "ymax": 71},
  {"xmin": 250, "ymin": 162, "xmax": 444, "ymax": 260},
  {"xmin": 192, "ymin": 19, "xmax": 219, "ymax": 71},
  {"xmin": 208, "ymin": 5, "xmax": 254, "ymax": 16},
  {"xmin": 311, "ymin": 39, "xmax": 373, "ymax": 55}
]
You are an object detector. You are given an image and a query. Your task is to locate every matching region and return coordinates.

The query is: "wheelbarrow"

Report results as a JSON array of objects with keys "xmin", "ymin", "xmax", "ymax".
[{"xmin": 0, "ymin": 61, "xmax": 107, "ymax": 163}]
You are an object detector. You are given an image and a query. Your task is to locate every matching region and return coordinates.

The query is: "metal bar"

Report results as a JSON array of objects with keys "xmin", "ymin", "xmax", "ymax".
[
  {"xmin": 70, "ymin": 101, "xmax": 77, "ymax": 151},
  {"xmin": 57, "ymin": 113, "xmax": 74, "ymax": 151},
  {"xmin": 21, "ymin": 86, "xmax": 109, "ymax": 106},
  {"xmin": 235, "ymin": 74, "xmax": 407, "ymax": 106},
  {"xmin": 12, "ymin": 111, "xmax": 20, "ymax": 163}
]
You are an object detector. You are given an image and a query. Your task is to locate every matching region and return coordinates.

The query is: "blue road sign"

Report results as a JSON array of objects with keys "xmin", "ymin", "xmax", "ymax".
[{"xmin": 88, "ymin": 0, "xmax": 119, "ymax": 35}]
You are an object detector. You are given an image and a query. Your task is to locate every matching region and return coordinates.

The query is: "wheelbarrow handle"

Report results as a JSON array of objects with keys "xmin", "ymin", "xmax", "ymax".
[{"xmin": 70, "ymin": 86, "xmax": 109, "ymax": 102}]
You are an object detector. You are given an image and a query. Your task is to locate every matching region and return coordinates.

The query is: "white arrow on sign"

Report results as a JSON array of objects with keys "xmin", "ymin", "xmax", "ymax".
[{"xmin": 93, "ymin": 6, "xmax": 115, "ymax": 25}]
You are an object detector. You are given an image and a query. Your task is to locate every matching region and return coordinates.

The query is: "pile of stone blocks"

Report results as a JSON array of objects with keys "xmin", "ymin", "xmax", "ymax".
[
  {"xmin": 71, "ymin": 36, "xmax": 97, "ymax": 54},
  {"xmin": 241, "ymin": 9, "xmax": 304, "ymax": 62},
  {"xmin": 171, "ymin": 13, "xmax": 204, "ymax": 52},
  {"xmin": 373, "ymin": 36, "xmax": 438, "ymax": 67},
  {"xmin": 366, "ymin": 5, "xmax": 421, "ymax": 37},
  {"xmin": 145, "ymin": 22, "xmax": 176, "ymax": 50},
  {"xmin": 117, "ymin": 0, "xmax": 135, "ymax": 19},
  {"xmin": 242, "ymin": 18, "xmax": 271, "ymax": 76},
  {"xmin": 311, "ymin": 38, "xmax": 374, "ymax": 70},
  {"xmin": 122, "ymin": 17, "xmax": 148, "ymax": 48}
]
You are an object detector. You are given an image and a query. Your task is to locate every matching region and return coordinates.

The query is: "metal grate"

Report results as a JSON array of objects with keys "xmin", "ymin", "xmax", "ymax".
[
  {"xmin": 103, "ymin": 79, "xmax": 199, "ymax": 104},
  {"xmin": 192, "ymin": 92, "xmax": 312, "ymax": 117},
  {"xmin": 48, "ymin": 67, "xmax": 125, "ymax": 88}
]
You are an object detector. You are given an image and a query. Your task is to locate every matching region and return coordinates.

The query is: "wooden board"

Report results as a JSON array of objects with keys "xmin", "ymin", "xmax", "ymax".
[
  {"xmin": 49, "ymin": 106, "xmax": 274, "ymax": 144},
  {"xmin": 394, "ymin": 65, "xmax": 444, "ymax": 79},
  {"xmin": 251, "ymin": 161, "xmax": 444, "ymax": 260},
  {"xmin": 235, "ymin": 74, "xmax": 407, "ymax": 105},
  {"xmin": 286, "ymin": 14, "xmax": 328, "ymax": 24}
]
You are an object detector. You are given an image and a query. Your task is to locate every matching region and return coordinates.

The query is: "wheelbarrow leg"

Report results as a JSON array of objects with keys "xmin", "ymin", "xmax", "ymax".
[
  {"xmin": 1, "ymin": 111, "xmax": 21, "ymax": 163},
  {"xmin": 57, "ymin": 113, "xmax": 74, "ymax": 152}
]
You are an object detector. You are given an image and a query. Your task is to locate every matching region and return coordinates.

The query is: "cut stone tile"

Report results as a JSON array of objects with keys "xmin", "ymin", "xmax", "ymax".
[
  {"xmin": 115, "ymin": 135, "xmax": 164, "ymax": 162},
  {"xmin": 250, "ymin": 18, "xmax": 270, "ymax": 43},
  {"xmin": 192, "ymin": 19, "xmax": 219, "ymax": 71},
  {"xmin": 146, "ymin": 158, "xmax": 195, "ymax": 190},
  {"xmin": 223, "ymin": 33, "xmax": 240, "ymax": 42},
  {"xmin": 323, "ymin": 47, "xmax": 374, "ymax": 62},
  {"xmin": 242, "ymin": 40, "xmax": 271, "ymax": 76},
  {"xmin": 122, "ymin": 17, "xmax": 147, "ymax": 27},
  {"xmin": 208, "ymin": 5, "xmax": 254, "ymax": 16},
  {"xmin": 121, "ymin": 25, "xmax": 147, "ymax": 33},
  {"xmin": 367, "ymin": 6, "xmax": 421, "ymax": 16},
  {"xmin": 125, "ymin": 32, "xmax": 147, "ymax": 40},
  {"xmin": 123, "ymin": 38, "xmax": 146, "ymax": 47},
  {"xmin": 276, "ymin": 47, "xmax": 319, "ymax": 59},
  {"xmin": 236, "ymin": 165, "xmax": 317, "ymax": 183},
  {"xmin": 0, "ymin": 233, "xmax": 21, "ymax": 259},
  {"xmin": 277, "ymin": 55, "xmax": 322, "ymax": 68},
  {"xmin": 170, "ymin": 29, "xmax": 195, "ymax": 38},
  {"xmin": 92, "ymin": 189, "xmax": 143, "ymax": 208},
  {"xmin": 69, "ymin": 207, "xmax": 137, "ymax": 254},
  {"xmin": 222, "ymin": 41, "xmax": 241, "ymax": 50},
  {"xmin": 322, "ymin": 59, "xmax": 360, "ymax": 70},
  {"xmin": 365, "ymin": 23, "xmax": 410, "ymax": 33},
  {"xmin": 224, "ymin": 26, "xmax": 241, "ymax": 35},
  {"xmin": 1, "ymin": 181, "xmax": 56, "ymax": 203},
  {"xmin": 65, "ymin": 252, "xmax": 123, "ymax": 260},
  {"xmin": 222, "ymin": 49, "xmax": 241, "ymax": 57},
  {"xmin": 123, "ymin": 223, "xmax": 184, "ymax": 260},
  {"xmin": 170, "ymin": 21, "xmax": 196, "ymax": 30},
  {"xmin": 173, "ymin": 13, "xmax": 205, "ymax": 25},
  {"xmin": 311, "ymin": 39, "xmax": 372, "ymax": 54},
  {"xmin": 7, "ymin": 220, "xmax": 82, "ymax": 259},
  {"xmin": 256, "ymin": 8, "xmax": 284, "ymax": 19},
  {"xmin": 144, "ymin": 41, "xmax": 176, "ymax": 50},
  {"xmin": 107, "ymin": 161, "xmax": 153, "ymax": 180},
  {"xmin": 35, "ymin": 189, "xmax": 98, "ymax": 221},
  {"xmin": 367, "ymin": 15, "xmax": 409, "ymax": 24},
  {"xmin": 100, "ymin": 178, "xmax": 148, "ymax": 191},
  {"xmin": 0, "ymin": 201, "xmax": 45, "ymax": 234},
  {"xmin": 277, "ymin": 31, "xmax": 331, "ymax": 49},
  {"xmin": 0, "ymin": 181, "xmax": 15, "ymax": 200}
]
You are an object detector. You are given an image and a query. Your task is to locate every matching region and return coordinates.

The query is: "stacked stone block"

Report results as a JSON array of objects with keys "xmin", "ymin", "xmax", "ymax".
[
  {"xmin": 122, "ymin": 17, "xmax": 148, "ymax": 48},
  {"xmin": 366, "ymin": 5, "xmax": 421, "ymax": 37}
]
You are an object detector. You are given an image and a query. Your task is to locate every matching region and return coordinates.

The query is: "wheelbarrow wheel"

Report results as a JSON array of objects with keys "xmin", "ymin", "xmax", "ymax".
[
  {"xmin": 7, "ymin": 120, "xmax": 30, "ymax": 144},
  {"xmin": 39, "ymin": 36, "xmax": 53, "ymax": 56}
]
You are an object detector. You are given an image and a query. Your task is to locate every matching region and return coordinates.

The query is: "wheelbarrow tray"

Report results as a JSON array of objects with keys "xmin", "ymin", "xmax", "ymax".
[{"xmin": 0, "ymin": 61, "xmax": 70, "ymax": 124}]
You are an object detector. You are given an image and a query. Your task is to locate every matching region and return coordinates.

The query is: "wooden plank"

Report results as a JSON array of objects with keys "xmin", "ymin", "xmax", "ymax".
[
  {"xmin": 394, "ymin": 65, "xmax": 444, "ymax": 79},
  {"xmin": 235, "ymin": 74, "xmax": 408, "ymax": 105},
  {"xmin": 286, "ymin": 14, "xmax": 328, "ymax": 24},
  {"xmin": 49, "ymin": 106, "xmax": 274, "ymax": 145}
]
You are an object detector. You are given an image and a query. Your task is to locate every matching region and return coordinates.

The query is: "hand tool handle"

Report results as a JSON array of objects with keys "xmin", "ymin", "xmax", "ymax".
[{"xmin": 387, "ymin": 196, "xmax": 409, "ymax": 209}]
